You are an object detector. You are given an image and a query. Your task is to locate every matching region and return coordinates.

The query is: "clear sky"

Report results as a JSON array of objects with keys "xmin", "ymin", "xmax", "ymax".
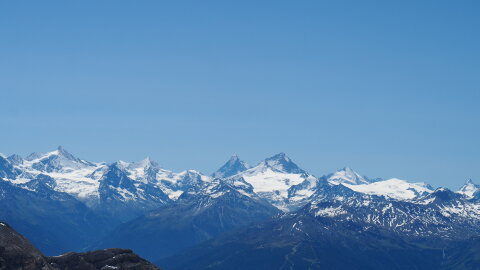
[{"xmin": 0, "ymin": 1, "xmax": 478, "ymax": 189}]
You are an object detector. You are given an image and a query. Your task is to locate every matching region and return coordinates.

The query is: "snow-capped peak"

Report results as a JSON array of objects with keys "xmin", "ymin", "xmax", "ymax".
[
  {"xmin": 212, "ymin": 154, "xmax": 251, "ymax": 179},
  {"xmin": 8, "ymin": 147, "xmax": 104, "ymax": 200},
  {"xmin": 326, "ymin": 167, "xmax": 370, "ymax": 185},
  {"xmin": 458, "ymin": 179, "xmax": 480, "ymax": 198},
  {"xmin": 54, "ymin": 146, "xmax": 92, "ymax": 164},
  {"xmin": 136, "ymin": 157, "xmax": 156, "ymax": 168},
  {"xmin": 110, "ymin": 158, "xmax": 162, "ymax": 184},
  {"xmin": 259, "ymin": 153, "xmax": 305, "ymax": 174},
  {"xmin": 21, "ymin": 147, "xmax": 96, "ymax": 173},
  {"xmin": 57, "ymin": 145, "xmax": 71, "ymax": 156},
  {"xmin": 39, "ymin": 146, "xmax": 83, "ymax": 163},
  {"xmin": 227, "ymin": 153, "xmax": 313, "ymax": 211}
]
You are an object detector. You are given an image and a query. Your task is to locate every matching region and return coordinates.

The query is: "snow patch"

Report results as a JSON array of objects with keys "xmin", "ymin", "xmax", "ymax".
[
  {"xmin": 241, "ymin": 168, "xmax": 305, "ymax": 196},
  {"xmin": 344, "ymin": 178, "xmax": 433, "ymax": 201},
  {"xmin": 315, "ymin": 206, "xmax": 347, "ymax": 217}
]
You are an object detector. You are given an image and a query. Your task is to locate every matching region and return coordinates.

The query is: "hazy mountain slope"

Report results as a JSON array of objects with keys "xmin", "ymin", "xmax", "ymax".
[
  {"xmin": 443, "ymin": 238, "xmax": 480, "ymax": 268},
  {"xmin": 3, "ymin": 147, "xmax": 480, "ymax": 269},
  {"xmin": 0, "ymin": 178, "xmax": 112, "ymax": 255},
  {"xmin": 158, "ymin": 184, "xmax": 480, "ymax": 270},
  {"xmin": 158, "ymin": 211, "xmax": 444, "ymax": 270},
  {"xmin": 97, "ymin": 180, "xmax": 280, "ymax": 261}
]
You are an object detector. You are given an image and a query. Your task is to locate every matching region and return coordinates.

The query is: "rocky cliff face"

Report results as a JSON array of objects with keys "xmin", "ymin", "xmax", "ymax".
[{"xmin": 0, "ymin": 222, "xmax": 160, "ymax": 270}]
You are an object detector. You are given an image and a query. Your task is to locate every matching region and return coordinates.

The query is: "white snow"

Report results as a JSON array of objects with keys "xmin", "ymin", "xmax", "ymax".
[
  {"xmin": 344, "ymin": 178, "xmax": 433, "ymax": 201},
  {"xmin": 8, "ymin": 148, "xmax": 213, "ymax": 203},
  {"xmin": 327, "ymin": 167, "xmax": 370, "ymax": 185},
  {"xmin": 226, "ymin": 155, "xmax": 319, "ymax": 211},
  {"xmin": 102, "ymin": 266, "xmax": 118, "ymax": 270},
  {"xmin": 7, "ymin": 147, "xmax": 471, "ymax": 221},
  {"xmin": 1, "ymin": 148, "xmax": 250, "ymax": 206},
  {"xmin": 440, "ymin": 203, "xmax": 480, "ymax": 219},
  {"xmin": 457, "ymin": 180, "xmax": 479, "ymax": 198},
  {"xmin": 210, "ymin": 191, "xmax": 227, "ymax": 198},
  {"xmin": 315, "ymin": 206, "xmax": 347, "ymax": 217},
  {"xmin": 12, "ymin": 149, "xmax": 106, "ymax": 200},
  {"xmin": 241, "ymin": 168, "xmax": 306, "ymax": 196},
  {"xmin": 417, "ymin": 197, "xmax": 436, "ymax": 205},
  {"xmin": 118, "ymin": 162, "xmax": 214, "ymax": 200},
  {"xmin": 155, "ymin": 170, "xmax": 212, "ymax": 199},
  {"xmin": 47, "ymin": 167, "xmax": 105, "ymax": 199},
  {"xmin": 114, "ymin": 187, "xmax": 136, "ymax": 201}
]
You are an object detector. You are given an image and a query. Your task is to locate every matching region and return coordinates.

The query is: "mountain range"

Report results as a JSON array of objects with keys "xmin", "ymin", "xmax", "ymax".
[{"xmin": 1, "ymin": 147, "xmax": 479, "ymax": 268}]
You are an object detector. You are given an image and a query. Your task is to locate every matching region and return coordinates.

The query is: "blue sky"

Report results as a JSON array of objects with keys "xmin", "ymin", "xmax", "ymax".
[{"xmin": 0, "ymin": 1, "xmax": 478, "ymax": 189}]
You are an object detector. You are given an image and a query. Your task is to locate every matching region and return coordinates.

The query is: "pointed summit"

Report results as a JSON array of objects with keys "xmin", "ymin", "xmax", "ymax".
[
  {"xmin": 226, "ymin": 153, "xmax": 312, "ymax": 211},
  {"xmin": 261, "ymin": 153, "xmax": 304, "ymax": 174},
  {"xmin": 124, "ymin": 157, "xmax": 161, "ymax": 183},
  {"xmin": 27, "ymin": 146, "xmax": 95, "ymax": 172},
  {"xmin": 326, "ymin": 167, "xmax": 370, "ymax": 185},
  {"xmin": 55, "ymin": 146, "xmax": 82, "ymax": 162},
  {"xmin": 132, "ymin": 157, "xmax": 159, "ymax": 169},
  {"xmin": 458, "ymin": 179, "xmax": 480, "ymax": 198},
  {"xmin": 212, "ymin": 154, "xmax": 251, "ymax": 179}
]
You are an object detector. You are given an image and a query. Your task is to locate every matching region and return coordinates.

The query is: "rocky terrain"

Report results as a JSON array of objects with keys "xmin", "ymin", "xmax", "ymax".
[{"xmin": 0, "ymin": 222, "xmax": 160, "ymax": 270}]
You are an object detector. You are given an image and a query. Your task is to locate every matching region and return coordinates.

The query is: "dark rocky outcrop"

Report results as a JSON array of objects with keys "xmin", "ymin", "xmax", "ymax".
[
  {"xmin": 0, "ymin": 222, "xmax": 53, "ymax": 270},
  {"xmin": 0, "ymin": 221, "xmax": 160, "ymax": 270},
  {"xmin": 48, "ymin": 248, "xmax": 160, "ymax": 270}
]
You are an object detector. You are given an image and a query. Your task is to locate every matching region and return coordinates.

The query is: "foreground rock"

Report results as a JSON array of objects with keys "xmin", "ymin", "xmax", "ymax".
[
  {"xmin": 0, "ymin": 222, "xmax": 52, "ymax": 270},
  {"xmin": 0, "ymin": 221, "xmax": 160, "ymax": 270},
  {"xmin": 48, "ymin": 248, "xmax": 159, "ymax": 270}
]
